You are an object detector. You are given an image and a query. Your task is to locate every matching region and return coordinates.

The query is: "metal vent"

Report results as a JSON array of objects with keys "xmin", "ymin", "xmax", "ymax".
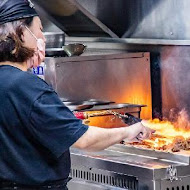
[
  {"xmin": 70, "ymin": 167, "xmax": 138, "ymax": 190},
  {"xmin": 166, "ymin": 186, "xmax": 190, "ymax": 190},
  {"xmin": 161, "ymin": 176, "xmax": 190, "ymax": 190}
]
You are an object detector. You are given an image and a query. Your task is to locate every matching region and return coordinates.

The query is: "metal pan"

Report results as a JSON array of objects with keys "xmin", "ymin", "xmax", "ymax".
[
  {"xmin": 64, "ymin": 103, "xmax": 94, "ymax": 111},
  {"xmin": 82, "ymin": 99, "xmax": 115, "ymax": 106},
  {"xmin": 61, "ymin": 99, "xmax": 115, "ymax": 106},
  {"xmin": 62, "ymin": 43, "xmax": 87, "ymax": 57},
  {"xmin": 62, "ymin": 101, "xmax": 94, "ymax": 111},
  {"xmin": 68, "ymin": 105, "xmax": 94, "ymax": 111}
]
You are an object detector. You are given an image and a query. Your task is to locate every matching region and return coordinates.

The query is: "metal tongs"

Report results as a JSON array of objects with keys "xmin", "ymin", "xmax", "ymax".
[
  {"xmin": 107, "ymin": 111, "xmax": 143, "ymax": 143},
  {"xmin": 107, "ymin": 111, "xmax": 142, "ymax": 125}
]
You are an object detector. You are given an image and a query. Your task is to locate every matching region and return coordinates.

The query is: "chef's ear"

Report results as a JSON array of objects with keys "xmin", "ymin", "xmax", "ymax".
[
  {"xmin": 21, "ymin": 26, "xmax": 27, "ymax": 42},
  {"xmin": 21, "ymin": 34, "xmax": 24, "ymax": 42}
]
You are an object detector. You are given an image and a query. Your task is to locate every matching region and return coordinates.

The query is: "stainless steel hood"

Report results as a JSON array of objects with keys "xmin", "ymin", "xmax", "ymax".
[
  {"xmin": 76, "ymin": 0, "xmax": 190, "ymax": 39},
  {"xmin": 33, "ymin": 0, "xmax": 118, "ymax": 38},
  {"xmin": 33, "ymin": 0, "xmax": 190, "ymax": 40}
]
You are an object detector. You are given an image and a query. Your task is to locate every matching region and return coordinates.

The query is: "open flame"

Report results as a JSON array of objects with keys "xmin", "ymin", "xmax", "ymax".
[{"xmin": 133, "ymin": 109, "xmax": 190, "ymax": 152}]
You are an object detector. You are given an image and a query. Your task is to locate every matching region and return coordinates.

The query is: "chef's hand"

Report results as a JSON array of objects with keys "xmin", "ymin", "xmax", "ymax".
[{"xmin": 124, "ymin": 121, "xmax": 155, "ymax": 142}]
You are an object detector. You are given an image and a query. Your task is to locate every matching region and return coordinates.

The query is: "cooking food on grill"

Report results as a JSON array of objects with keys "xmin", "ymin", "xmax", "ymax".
[
  {"xmin": 171, "ymin": 136, "xmax": 187, "ymax": 152},
  {"xmin": 125, "ymin": 135, "xmax": 190, "ymax": 152},
  {"xmin": 122, "ymin": 118, "xmax": 190, "ymax": 153}
]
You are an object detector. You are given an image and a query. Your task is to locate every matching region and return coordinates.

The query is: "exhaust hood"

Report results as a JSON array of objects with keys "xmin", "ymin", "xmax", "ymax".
[
  {"xmin": 33, "ymin": 0, "xmax": 118, "ymax": 38},
  {"xmin": 33, "ymin": 0, "xmax": 190, "ymax": 40}
]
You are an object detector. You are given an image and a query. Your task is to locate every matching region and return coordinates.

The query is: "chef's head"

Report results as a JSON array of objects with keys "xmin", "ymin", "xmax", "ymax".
[{"xmin": 0, "ymin": 0, "xmax": 45, "ymax": 64}]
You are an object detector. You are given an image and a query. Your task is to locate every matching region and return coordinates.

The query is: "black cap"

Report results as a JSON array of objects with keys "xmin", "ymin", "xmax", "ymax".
[{"xmin": 0, "ymin": 0, "xmax": 38, "ymax": 25}]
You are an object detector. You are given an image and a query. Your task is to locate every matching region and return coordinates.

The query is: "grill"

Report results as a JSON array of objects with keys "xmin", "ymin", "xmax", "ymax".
[
  {"xmin": 70, "ymin": 167, "xmax": 138, "ymax": 190},
  {"xmin": 68, "ymin": 144, "xmax": 190, "ymax": 190}
]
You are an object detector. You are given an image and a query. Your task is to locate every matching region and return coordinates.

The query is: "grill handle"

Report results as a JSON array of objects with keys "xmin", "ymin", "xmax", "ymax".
[{"xmin": 122, "ymin": 113, "xmax": 142, "ymax": 125}]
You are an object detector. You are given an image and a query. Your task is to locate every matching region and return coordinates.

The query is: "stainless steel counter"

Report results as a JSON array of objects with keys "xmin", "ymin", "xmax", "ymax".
[{"xmin": 69, "ymin": 144, "xmax": 190, "ymax": 190}]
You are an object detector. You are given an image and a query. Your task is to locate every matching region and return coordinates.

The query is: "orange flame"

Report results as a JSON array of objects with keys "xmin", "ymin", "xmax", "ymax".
[{"xmin": 141, "ymin": 109, "xmax": 190, "ymax": 151}]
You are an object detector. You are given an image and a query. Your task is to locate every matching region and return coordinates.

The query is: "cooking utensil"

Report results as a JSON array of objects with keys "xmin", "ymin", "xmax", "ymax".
[
  {"xmin": 62, "ymin": 99, "xmax": 94, "ymax": 111},
  {"xmin": 62, "ymin": 43, "xmax": 87, "ymax": 57},
  {"xmin": 61, "ymin": 99, "xmax": 114, "ymax": 106},
  {"xmin": 44, "ymin": 32, "xmax": 65, "ymax": 48},
  {"xmin": 82, "ymin": 99, "xmax": 115, "ymax": 105},
  {"xmin": 64, "ymin": 104, "xmax": 94, "ymax": 112},
  {"xmin": 109, "ymin": 111, "xmax": 142, "ymax": 143},
  {"xmin": 45, "ymin": 48, "xmax": 68, "ymax": 57}
]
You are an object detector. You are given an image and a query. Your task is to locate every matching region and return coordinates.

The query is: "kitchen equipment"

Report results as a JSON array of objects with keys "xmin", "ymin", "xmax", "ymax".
[
  {"xmin": 44, "ymin": 32, "xmax": 65, "ymax": 48},
  {"xmin": 73, "ymin": 103, "xmax": 145, "ymax": 128},
  {"xmin": 62, "ymin": 99, "xmax": 115, "ymax": 112},
  {"xmin": 63, "ymin": 103, "xmax": 93, "ymax": 112},
  {"xmin": 62, "ymin": 43, "xmax": 87, "ymax": 57},
  {"xmin": 83, "ymin": 99, "xmax": 115, "ymax": 106},
  {"xmin": 33, "ymin": 0, "xmax": 118, "ymax": 37},
  {"xmin": 44, "ymin": 52, "xmax": 152, "ymax": 119},
  {"xmin": 73, "ymin": 110, "xmax": 142, "ymax": 125},
  {"xmin": 69, "ymin": 144, "xmax": 190, "ymax": 190},
  {"xmin": 67, "ymin": 99, "xmax": 115, "ymax": 106},
  {"xmin": 45, "ymin": 48, "xmax": 68, "ymax": 57},
  {"xmin": 119, "ymin": 112, "xmax": 142, "ymax": 125},
  {"xmin": 85, "ymin": 103, "xmax": 146, "ymax": 111}
]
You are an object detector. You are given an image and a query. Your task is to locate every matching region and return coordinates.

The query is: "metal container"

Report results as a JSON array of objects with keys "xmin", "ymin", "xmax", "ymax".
[
  {"xmin": 44, "ymin": 32, "xmax": 65, "ymax": 48},
  {"xmin": 45, "ymin": 48, "xmax": 68, "ymax": 57}
]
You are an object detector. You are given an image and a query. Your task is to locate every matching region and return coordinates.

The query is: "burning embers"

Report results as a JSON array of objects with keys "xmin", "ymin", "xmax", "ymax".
[{"xmin": 127, "ymin": 110, "xmax": 190, "ymax": 152}]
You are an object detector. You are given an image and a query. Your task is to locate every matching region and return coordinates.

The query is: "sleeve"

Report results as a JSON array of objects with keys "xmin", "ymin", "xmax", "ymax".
[{"xmin": 28, "ymin": 90, "xmax": 89, "ymax": 158}]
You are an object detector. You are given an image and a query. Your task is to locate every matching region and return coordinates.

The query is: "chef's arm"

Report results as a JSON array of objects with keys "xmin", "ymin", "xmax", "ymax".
[{"xmin": 73, "ymin": 122, "xmax": 154, "ymax": 152}]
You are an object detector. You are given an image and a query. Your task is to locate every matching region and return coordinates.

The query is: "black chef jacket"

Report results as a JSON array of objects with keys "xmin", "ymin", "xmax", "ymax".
[{"xmin": 0, "ymin": 65, "xmax": 88, "ymax": 185}]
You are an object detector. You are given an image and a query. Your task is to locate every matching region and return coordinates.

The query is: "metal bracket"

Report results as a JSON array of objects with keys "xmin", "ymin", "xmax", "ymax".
[{"xmin": 166, "ymin": 165, "xmax": 179, "ymax": 182}]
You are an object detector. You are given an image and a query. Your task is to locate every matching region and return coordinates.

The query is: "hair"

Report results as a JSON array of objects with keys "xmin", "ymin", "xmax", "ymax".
[{"xmin": 0, "ymin": 17, "xmax": 35, "ymax": 63}]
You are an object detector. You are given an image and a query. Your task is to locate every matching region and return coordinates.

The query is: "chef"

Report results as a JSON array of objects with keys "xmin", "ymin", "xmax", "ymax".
[{"xmin": 0, "ymin": 0, "xmax": 154, "ymax": 189}]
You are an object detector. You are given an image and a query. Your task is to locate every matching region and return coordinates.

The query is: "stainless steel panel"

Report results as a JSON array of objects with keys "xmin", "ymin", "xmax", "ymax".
[
  {"xmin": 44, "ymin": 52, "xmax": 152, "ymax": 119},
  {"xmin": 36, "ymin": 0, "xmax": 190, "ymax": 39},
  {"xmin": 108, "ymin": 144, "xmax": 190, "ymax": 165},
  {"xmin": 62, "ymin": 37, "xmax": 190, "ymax": 119},
  {"xmin": 68, "ymin": 178, "xmax": 127, "ymax": 190},
  {"xmin": 76, "ymin": 0, "xmax": 190, "ymax": 39},
  {"xmin": 65, "ymin": 37, "xmax": 190, "ymax": 46},
  {"xmin": 33, "ymin": 0, "xmax": 118, "ymax": 37},
  {"xmin": 70, "ymin": 166, "xmax": 137, "ymax": 190},
  {"xmin": 70, "ymin": 144, "xmax": 190, "ymax": 189},
  {"xmin": 76, "ymin": 0, "xmax": 163, "ymax": 38},
  {"xmin": 70, "ymin": 146, "xmax": 188, "ymax": 181}
]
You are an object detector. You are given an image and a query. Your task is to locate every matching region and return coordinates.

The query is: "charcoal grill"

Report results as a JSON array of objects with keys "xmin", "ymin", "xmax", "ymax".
[{"xmin": 68, "ymin": 144, "xmax": 190, "ymax": 190}]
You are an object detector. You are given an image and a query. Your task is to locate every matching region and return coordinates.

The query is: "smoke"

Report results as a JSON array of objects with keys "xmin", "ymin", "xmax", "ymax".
[
  {"xmin": 161, "ymin": 46, "xmax": 190, "ymax": 118},
  {"xmin": 168, "ymin": 109, "xmax": 190, "ymax": 131}
]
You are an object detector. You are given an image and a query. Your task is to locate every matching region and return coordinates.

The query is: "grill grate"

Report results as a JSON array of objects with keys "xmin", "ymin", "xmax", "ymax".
[{"xmin": 70, "ymin": 167, "xmax": 138, "ymax": 190}]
